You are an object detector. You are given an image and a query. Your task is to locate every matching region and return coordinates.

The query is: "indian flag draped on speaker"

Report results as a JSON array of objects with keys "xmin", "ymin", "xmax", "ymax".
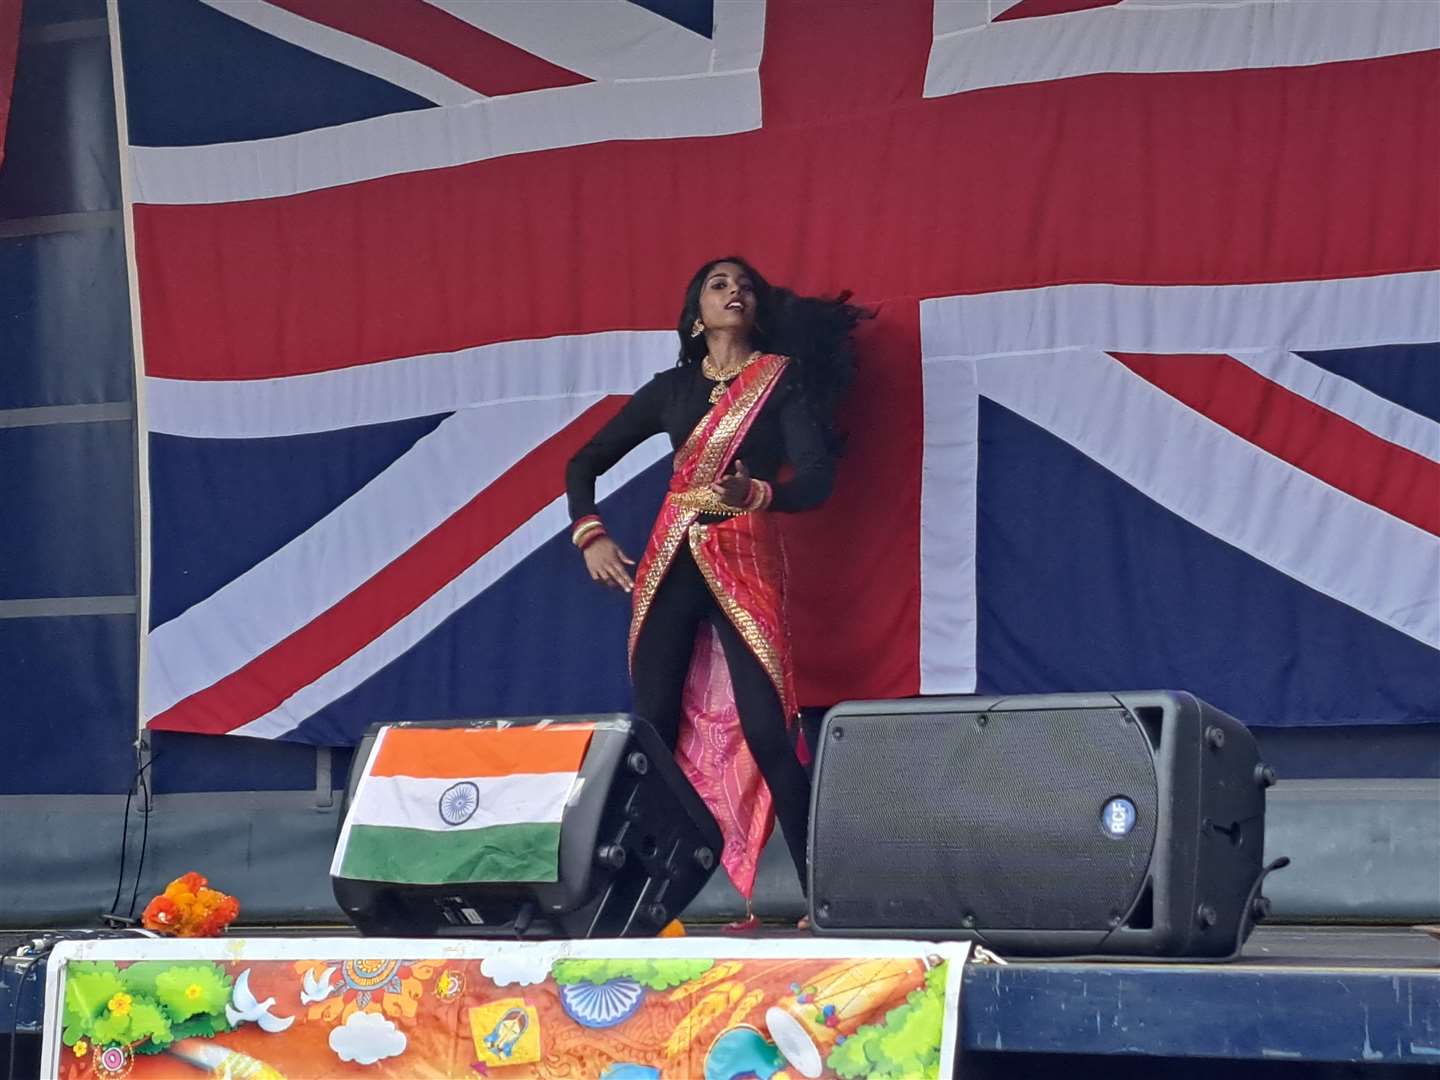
[{"xmin": 332, "ymin": 723, "xmax": 594, "ymax": 885}]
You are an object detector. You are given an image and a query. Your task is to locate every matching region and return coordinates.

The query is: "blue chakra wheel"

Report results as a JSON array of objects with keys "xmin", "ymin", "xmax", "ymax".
[
  {"xmin": 559, "ymin": 977, "xmax": 645, "ymax": 1028},
  {"xmin": 439, "ymin": 781, "xmax": 480, "ymax": 825}
]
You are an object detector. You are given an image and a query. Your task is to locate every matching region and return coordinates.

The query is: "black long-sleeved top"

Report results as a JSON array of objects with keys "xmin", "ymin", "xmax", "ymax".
[{"xmin": 566, "ymin": 363, "xmax": 834, "ymax": 522}]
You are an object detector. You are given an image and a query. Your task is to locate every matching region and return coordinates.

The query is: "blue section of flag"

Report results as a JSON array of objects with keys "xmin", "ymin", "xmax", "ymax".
[
  {"xmin": 290, "ymin": 460, "xmax": 670, "ymax": 745},
  {"xmin": 117, "ymin": 0, "xmax": 434, "ymax": 147},
  {"xmin": 628, "ymin": 0, "xmax": 714, "ymax": 38},
  {"xmin": 148, "ymin": 413, "xmax": 450, "ymax": 629},
  {"xmin": 974, "ymin": 399, "xmax": 1440, "ymax": 727},
  {"xmin": 1298, "ymin": 343, "xmax": 1440, "ymax": 424}
]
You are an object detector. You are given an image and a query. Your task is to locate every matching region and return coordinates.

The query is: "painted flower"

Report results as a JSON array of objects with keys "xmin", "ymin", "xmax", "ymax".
[
  {"xmin": 106, "ymin": 993, "xmax": 132, "ymax": 1017},
  {"xmin": 293, "ymin": 959, "xmax": 436, "ymax": 1024},
  {"xmin": 72, "ymin": 1040, "xmax": 88, "ymax": 1057}
]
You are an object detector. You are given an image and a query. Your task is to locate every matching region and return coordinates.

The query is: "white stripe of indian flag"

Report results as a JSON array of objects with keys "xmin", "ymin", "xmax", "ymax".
[{"xmin": 332, "ymin": 724, "xmax": 594, "ymax": 885}]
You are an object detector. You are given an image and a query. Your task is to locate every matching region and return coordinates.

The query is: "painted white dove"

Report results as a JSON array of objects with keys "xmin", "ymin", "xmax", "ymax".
[
  {"xmin": 300, "ymin": 964, "xmax": 338, "ymax": 1006},
  {"xmin": 225, "ymin": 968, "xmax": 295, "ymax": 1033}
]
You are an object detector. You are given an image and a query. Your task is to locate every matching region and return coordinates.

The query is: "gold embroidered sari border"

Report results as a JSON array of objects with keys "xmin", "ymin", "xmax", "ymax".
[
  {"xmin": 675, "ymin": 353, "xmax": 789, "ymax": 482},
  {"xmin": 627, "ymin": 509, "xmax": 696, "ymax": 668},
  {"xmin": 688, "ymin": 531, "xmax": 792, "ymax": 718}
]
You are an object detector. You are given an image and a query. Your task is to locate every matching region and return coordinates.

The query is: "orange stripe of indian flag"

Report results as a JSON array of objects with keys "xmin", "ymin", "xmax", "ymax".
[{"xmin": 369, "ymin": 724, "xmax": 595, "ymax": 779}]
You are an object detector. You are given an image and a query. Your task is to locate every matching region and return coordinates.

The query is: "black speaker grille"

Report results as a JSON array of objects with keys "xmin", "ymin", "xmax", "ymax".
[{"xmin": 812, "ymin": 708, "xmax": 1159, "ymax": 931}]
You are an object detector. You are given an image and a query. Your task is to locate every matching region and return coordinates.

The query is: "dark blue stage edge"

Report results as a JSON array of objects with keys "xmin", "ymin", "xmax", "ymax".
[{"xmin": 961, "ymin": 932, "xmax": 1440, "ymax": 1067}]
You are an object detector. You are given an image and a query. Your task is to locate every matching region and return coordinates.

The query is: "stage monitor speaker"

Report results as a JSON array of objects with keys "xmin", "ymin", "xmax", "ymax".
[
  {"xmin": 808, "ymin": 691, "xmax": 1277, "ymax": 957},
  {"xmin": 333, "ymin": 715, "xmax": 723, "ymax": 938}
]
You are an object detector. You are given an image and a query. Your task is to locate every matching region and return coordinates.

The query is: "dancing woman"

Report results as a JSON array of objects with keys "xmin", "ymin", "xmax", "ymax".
[{"xmin": 566, "ymin": 257, "xmax": 864, "ymax": 927}]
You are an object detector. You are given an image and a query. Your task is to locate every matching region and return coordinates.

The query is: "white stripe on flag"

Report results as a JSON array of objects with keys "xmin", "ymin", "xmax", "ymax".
[
  {"xmin": 918, "ymin": 346, "xmax": 979, "ymax": 694},
  {"xmin": 130, "ymin": 70, "xmax": 760, "ymax": 204},
  {"xmin": 343, "ymin": 772, "xmax": 578, "ymax": 832},
  {"xmin": 145, "ymin": 330, "xmax": 675, "ymax": 438},
  {"xmin": 917, "ymin": 273, "xmax": 1440, "ymax": 360},
  {"xmin": 424, "ymin": 0, "xmax": 744, "ymax": 81},
  {"xmin": 926, "ymin": 0, "xmax": 1439, "ymax": 98}
]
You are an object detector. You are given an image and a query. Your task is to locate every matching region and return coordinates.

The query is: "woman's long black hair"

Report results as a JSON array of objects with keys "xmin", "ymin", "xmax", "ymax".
[{"xmin": 675, "ymin": 255, "xmax": 869, "ymax": 454}]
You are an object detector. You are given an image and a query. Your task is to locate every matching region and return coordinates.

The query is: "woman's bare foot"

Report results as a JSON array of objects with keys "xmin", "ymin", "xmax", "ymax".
[
  {"xmin": 724, "ymin": 900, "xmax": 760, "ymax": 934},
  {"xmin": 796, "ymin": 915, "xmax": 811, "ymax": 931},
  {"xmin": 723, "ymin": 913, "xmax": 763, "ymax": 934}
]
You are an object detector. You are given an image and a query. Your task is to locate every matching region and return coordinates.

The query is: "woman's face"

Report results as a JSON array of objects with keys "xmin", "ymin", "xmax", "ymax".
[{"xmin": 697, "ymin": 261, "xmax": 757, "ymax": 337}]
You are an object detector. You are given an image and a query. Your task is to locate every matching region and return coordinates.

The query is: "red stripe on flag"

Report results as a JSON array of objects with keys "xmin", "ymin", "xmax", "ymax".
[
  {"xmin": 995, "ymin": 0, "xmax": 1124, "ymax": 22},
  {"xmin": 759, "ymin": 0, "xmax": 931, "ymax": 126},
  {"xmin": 1114, "ymin": 352, "xmax": 1440, "ymax": 537},
  {"xmin": 0, "ymin": 0, "xmax": 21, "ymax": 174},
  {"xmin": 785, "ymin": 300, "xmax": 924, "ymax": 703},
  {"xmin": 147, "ymin": 397, "xmax": 629, "ymax": 736},
  {"xmin": 132, "ymin": 50, "xmax": 1440, "ymax": 382},
  {"xmin": 268, "ymin": 0, "xmax": 590, "ymax": 97}
]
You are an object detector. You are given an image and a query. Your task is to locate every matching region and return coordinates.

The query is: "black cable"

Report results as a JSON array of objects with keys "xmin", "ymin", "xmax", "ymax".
[
  {"xmin": 105, "ymin": 751, "xmax": 159, "ymax": 924},
  {"xmin": 126, "ymin": 766, "xmax": 154, "ymax": 920},
  {"xmin": 981, "ymin": 856, "xmax": 1293, "ymax": 966},
  {"xmin": 106, "ymin": 770, "xmax": 136, "ymax": 917}
]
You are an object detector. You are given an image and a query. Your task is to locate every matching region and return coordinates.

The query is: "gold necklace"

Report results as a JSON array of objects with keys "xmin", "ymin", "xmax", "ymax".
[{"xmin": 702, "ymin": 352, "xmax": 759, "ymax": 403}]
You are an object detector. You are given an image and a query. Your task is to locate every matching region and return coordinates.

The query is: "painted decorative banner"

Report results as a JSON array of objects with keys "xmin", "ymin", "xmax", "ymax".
[
  {"xmin": 331, "ymin": 722, "xmax": 595, "ymax": 885},
  {"xmin": 41, "ymin": 937, "xmax": 969, "ymax": 1079}
]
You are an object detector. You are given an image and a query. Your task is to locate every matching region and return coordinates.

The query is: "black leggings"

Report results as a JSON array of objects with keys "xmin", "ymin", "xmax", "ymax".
[{"xmin": 631, "ymin": 545, "xmax": 810, "ymax": 893}]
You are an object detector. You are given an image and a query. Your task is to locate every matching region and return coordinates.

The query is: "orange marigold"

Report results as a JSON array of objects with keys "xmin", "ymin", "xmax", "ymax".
[
  {"xmin": 141, "ymin": 895, "xmax": 180, "ymax": 931},
  {"xmin": 146, "ymin": 873, "xmax": 239, "ymax": 937}
]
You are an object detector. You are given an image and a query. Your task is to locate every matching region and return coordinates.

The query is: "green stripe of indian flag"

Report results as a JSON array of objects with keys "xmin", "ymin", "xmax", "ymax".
[{"xmin": 337, "ymin": 822, "xmax": 564, "ymax": 884}]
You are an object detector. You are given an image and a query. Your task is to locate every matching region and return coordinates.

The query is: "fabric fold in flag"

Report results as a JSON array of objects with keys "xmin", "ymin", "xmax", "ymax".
[{"xmin": 332, "ymin": 723, "xmax": 594, "ymax": 885}]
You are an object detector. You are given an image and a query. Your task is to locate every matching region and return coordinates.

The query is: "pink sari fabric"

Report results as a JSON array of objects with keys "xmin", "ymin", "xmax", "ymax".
[
  {"xmin": 628, "ymin": 355, "xmax": 801, "ymax": 899},
  {"xmin": 674, "ymin": 623, "xmax": 773, "ymax": 898}
]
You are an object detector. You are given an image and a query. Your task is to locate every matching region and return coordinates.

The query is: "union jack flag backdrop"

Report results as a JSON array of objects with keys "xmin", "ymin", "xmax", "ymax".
[{"xmin": 116, "ymin": 0, "xmax": 1440, "ymax": 747}]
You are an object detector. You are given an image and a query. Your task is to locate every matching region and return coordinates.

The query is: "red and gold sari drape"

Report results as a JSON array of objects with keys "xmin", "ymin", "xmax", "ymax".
[{"xmin": 628, "ymin": 353, "xmax": 801, "ymax": 899}]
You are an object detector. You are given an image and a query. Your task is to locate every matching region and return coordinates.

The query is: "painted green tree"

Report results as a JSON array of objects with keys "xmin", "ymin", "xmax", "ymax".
[
  {"xmin": 826, "ymin": 962, "xmax": 949, "ymax": 1080},
  {"xmin": 61, "ymin": 961, "xmax": 234, "ymax": 1055}
]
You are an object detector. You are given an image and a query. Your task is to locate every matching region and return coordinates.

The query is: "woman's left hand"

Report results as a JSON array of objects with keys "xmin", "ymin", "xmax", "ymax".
[{"xmin": 710, "ymin": 459, "xmax": 752, "ymax": 507}]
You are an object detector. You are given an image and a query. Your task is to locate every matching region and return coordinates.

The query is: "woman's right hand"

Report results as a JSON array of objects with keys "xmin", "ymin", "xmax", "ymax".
[{"xmin": 583, "ymin": 536, "xmax": 635, "ymax": 593}]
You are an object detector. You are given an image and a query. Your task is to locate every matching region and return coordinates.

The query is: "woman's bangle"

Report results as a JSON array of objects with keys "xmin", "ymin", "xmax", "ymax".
[
  {"xmin": 576, "ymin": 529, "xmax": 608, "ymax": 552},
  {"xmin": 745, "ymin": 479, "xmax": 773, "ymax": 512},
  {"xmin": 572, "ymin": 516, "xmax": 606, "ymax": 549}
]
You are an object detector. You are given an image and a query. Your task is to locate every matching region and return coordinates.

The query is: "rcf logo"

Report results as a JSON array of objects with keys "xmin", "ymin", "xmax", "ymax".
[{"xmin": 1103, "ymin": 798, "xmax": 1137, "ymax": 838}]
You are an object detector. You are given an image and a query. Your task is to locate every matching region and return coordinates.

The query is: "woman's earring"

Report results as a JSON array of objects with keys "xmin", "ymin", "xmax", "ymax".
[{"xmin": 690, "ymin": 319, "xmax": 705, "ymax": 338}]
